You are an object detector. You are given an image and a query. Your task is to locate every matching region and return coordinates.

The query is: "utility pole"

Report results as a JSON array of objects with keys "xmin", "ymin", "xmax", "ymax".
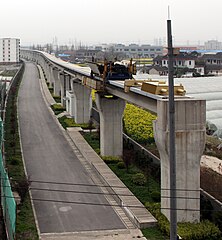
[{"xmin": 167, "ymin": 17, "xmax": 177, "ymax": 239}]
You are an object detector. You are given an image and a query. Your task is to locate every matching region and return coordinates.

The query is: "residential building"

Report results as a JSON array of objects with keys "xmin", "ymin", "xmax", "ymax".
[
  {"xmin": 153, "ymin": 52, "xmax": 197, "ymax": 69},
  {"xmin": 0, "ymin": 38, "xmax": 20, "ymax": 64},
  {"xmin": 199, "ymin": 52, "xmax": 222, "ymax": 75}
]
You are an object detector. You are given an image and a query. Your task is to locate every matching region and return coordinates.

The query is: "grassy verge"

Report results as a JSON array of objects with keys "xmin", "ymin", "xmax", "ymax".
[
  {"xmin": 108, "ymin": 163, "xmax": 159, "ymax": 204},
  {"xmin": 58, "ymin": 115, "xmax": 94, "ymax": 130},
  {"xmin": 52, "ymin": 95, "xmax": 61, "ymax": 103},
  {"xmin": 4, "ymin": 63, "xmax": 38, "ymax": 239},
  {"xmin": 51, "ymin": 104, "xmax": 66, "ymax": 115},
  {"xmin": 82, "ymin": 132, "xmax": 100, "ymax": 154},
  {"xmin": 142, "ymin": 227, "xmax": 168, "ymax": 240}
]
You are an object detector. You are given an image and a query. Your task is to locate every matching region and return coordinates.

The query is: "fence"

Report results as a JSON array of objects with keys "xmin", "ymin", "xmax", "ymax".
[{"xmin": 0, "ymin": 118, "xmax": 16, "ymax": 240}]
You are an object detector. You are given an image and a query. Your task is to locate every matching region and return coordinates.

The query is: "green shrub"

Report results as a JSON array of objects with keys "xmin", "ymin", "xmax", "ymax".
[
  {"xmin": 117, "ymin": 161, "xmax": 125, "ymax": 169},
  {"xmin": 48, "ymin": 87, "xmax": 53, "ymax": 93},
  {"xmin": 51, "ymin": 104, "xmax": 66, "ymax": 115},
  {"xmin": 58, "ymin": 116, "xmax": 89, "ymax": 129},
  {"xmin": 82, "ymin": 132, "xmax": 100, "ymax": 155},
  {"xmin": 132, "ymin": 173, "xmax": 146, "ymax": 186},
  {"xmin": 10, "ymin": 158, "xmax": 20, "ymax": 166},
  {"xmin": 145, "ymin": 202, "xmax": 222, "ymax": 240},
  {"xmin": 178, "ymin": 220, "xmax": 221, "ymax": 240},
  {"xmin": 51, "ymin": 103, "xmax": 65, "ymax": 110},
  {"xmin": 150, "ymin": 191, "xmax": 161, "ymax": 202},
  {"xmin": 52, "ymin": 95, "xmax": 61, "ymax": 103},
  {"xmin": 123, "ymin": 103, "xmax": 156, "ymax": 144},
  {"xmin": 102, "ymin": 156, "xmax": 122, "ymax": 164},
  {"xmin": 213, "ymin": 211, "xmax": 222, "ymax": 232}
]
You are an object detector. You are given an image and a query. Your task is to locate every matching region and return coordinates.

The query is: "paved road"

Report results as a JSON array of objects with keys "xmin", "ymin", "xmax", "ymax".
[{"xmin": 18, "ymin": 62, "xmax": 126, "ymax": 234}]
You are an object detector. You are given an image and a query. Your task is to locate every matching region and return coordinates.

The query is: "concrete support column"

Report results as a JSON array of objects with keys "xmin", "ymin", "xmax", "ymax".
[
  {"xmin": 95, "ymin": 94, "xmax": 126, "ymax": 157},
  {"xmin": 59, "ymin": 73, "xmax": 65, "ymax": 105},
  {"xmin": 52, "ymin": 68, "xmax": 60, "ymax": 96},
  {"xmin": 44, "ymin": 62, "xmax": 50, "ymax": 85},
  {"xmin": 154, "ymin": 99, "xmax": 206, "ymax": 223},
  {"xmin": 72, "ymin": 81, "xmax": 91, "ymax": 124},
  {"xmin": 59, "ymin": 73, "xmax": 70, "ymax": 106},
  {"xmin": 48, "ymin": 65, "xmax": 54, "ymax": 88}
]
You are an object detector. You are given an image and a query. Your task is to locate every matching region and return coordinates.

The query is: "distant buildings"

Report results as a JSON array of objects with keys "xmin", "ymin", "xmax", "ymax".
[
  {"xmin": 54, "ymin": 43, "xmax": 163, "ymax": 63},
  {"xmin": 204, "ymin": 40, "xmax": 222, "ymax": 50},
  {"xmin": 0, "ymin": 38, "xmax": 20, "ymax": 64},
  {"xmin": 93, "ymin": 43, "xmax": 163, "ymax": 58},
  {"xmin": 151, "ymin": 51, "xmax": 222, "ymax": 77}
]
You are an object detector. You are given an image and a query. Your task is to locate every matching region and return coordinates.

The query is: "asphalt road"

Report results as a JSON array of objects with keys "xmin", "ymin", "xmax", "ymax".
[{"xmin": 18, "ymin": 62, "xmax": 125, "ymax": 233}]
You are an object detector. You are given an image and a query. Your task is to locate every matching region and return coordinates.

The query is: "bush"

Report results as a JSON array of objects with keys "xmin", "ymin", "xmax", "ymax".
[
  {"xmin": 51, "ymin": 104, "xmax": 66, "ymax": 115},
  {"xmin": 117, "ymin": 161, "xmax": 125, "ymax": 169},
  {"xmin": 150, "ymin": 190, "xmax": 161, "ymax": 202},
  {"xmin": 58, "ymin": 116, "xmax": 89, "ymax": 129},
  {"xmin": 123, "ymin": 103, "xmax": 156, "ymax": 144},
  {"xmin": 53, "ymin": 95, "xmax": 61, "ymax": 103},
  {"xmin": 10, "ymin": 158, "xmax": 20, "ymax": 166},
  {"xmin": 145, "ymin": 202, "xmax": 222, "ymax": 240},
  {"xmin": 15, "ymin": 178, "xmax": 30, "ymax": 204},
  {"xmin": 178, "ymin": 220, "xmax": 221, "ymax": 240},
  {"xmin": 102, "ymin": 156, "xmax": 122, "ymax": 164},
  {"xmin": 132, "ymin": 173, "xmax": 146, "ymax": 186},
  {"xmin": 48, "ymin": 87, "xmax": 53, "ymax": 93}
]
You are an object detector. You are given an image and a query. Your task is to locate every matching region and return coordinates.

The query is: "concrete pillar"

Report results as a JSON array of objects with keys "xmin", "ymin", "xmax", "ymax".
[
  {"xmin": 71, "ymin": 81, "xmax": 91, "ymax": 124},
  {"xmin": 96, "ymin": 94, "xmax": 126, "ymax": 157},
  {"xmin": 52, "ymin": 68, "xmax": 60, "ymax": 96},
  {"xmin": 48, "ymin": 65, "xmax": 54, "ymax": 88},
  {"xmin": 43, "ymin": 61, "xmax": 50, "ymax": 84},
  {"xmin": 59, "ymin": 73, "xmax": 71, "ymax": 106},
  {"xmin": 153, "ymin": 99, "xmax": 206, "ymax": 223},
  {"xmin": 59, "ymin": 73, "xmax": 65, "ymax": 105}
]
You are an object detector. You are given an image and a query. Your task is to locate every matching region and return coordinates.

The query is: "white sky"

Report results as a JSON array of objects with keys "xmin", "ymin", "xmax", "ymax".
[{"xmin": 1, "ymin": 0, "xmax": 221, "ymax": 46}]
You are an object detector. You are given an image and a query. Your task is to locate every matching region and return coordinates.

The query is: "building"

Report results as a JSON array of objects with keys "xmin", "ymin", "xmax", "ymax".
[
  {"xmin": 204, "ymin": 40, "xmax": 222, "ymax": 50},
  {"xmin": 153, "ymin": 52, "xmax": 197, "ymax": 69},
  {"xmin": 199, "ymin": 52, "xmax": 222, "ymax": 75},
  {"xmin": 93, "ymin": 43, "xmax": 163, "ymax": 58},
  {"xmin": 0, "ymin": 38, "xmax": 20, "ymax": 64}
]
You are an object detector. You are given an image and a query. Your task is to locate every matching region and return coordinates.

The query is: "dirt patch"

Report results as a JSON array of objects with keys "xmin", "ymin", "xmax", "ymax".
[
  {"xmin": 205, "ymin": 135, "xmax": 222, "ymax": 159},
  {"xmin": 201, "ymin": 166, "xmax": 222, "ymax": 202}
]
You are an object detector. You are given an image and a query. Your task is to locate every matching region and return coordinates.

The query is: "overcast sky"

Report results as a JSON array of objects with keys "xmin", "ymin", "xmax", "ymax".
[{"xmin": 1, "ymin": 0, "xmax": 221, "ymax": 46}]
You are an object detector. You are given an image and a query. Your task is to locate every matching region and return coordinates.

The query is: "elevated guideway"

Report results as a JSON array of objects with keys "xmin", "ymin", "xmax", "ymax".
[{"xmin": 24, "ymin": 50, "xmax": 169, "ymax": 113}]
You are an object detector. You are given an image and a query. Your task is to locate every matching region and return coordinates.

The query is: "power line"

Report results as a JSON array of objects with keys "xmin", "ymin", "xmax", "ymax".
[
  {"xmin": 1, "ymin": 194, "xmax": 221, "ymax": 212},
  {"xmin": 0, "ymin": 184, "xmax": 221, "ymax": 201},
  {"xmin": 2, "ymin": 177, "xmax": 222, "ymax": 194},
  {"xmin": 0, "ymin": 177, "xmax": 128, "ymax": 189},
  {"xmin": 0, "ymin": 177, "xmax": 219, "ymax": 191},
  {"xmin": 21, "ymin": 187, "xmax": 135, "ymax": 198}
]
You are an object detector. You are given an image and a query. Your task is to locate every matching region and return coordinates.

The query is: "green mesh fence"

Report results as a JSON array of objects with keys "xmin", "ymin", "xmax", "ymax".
[{"xmin": 0, "ymin": 119, "xmax": 16, "ymax": 240}]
